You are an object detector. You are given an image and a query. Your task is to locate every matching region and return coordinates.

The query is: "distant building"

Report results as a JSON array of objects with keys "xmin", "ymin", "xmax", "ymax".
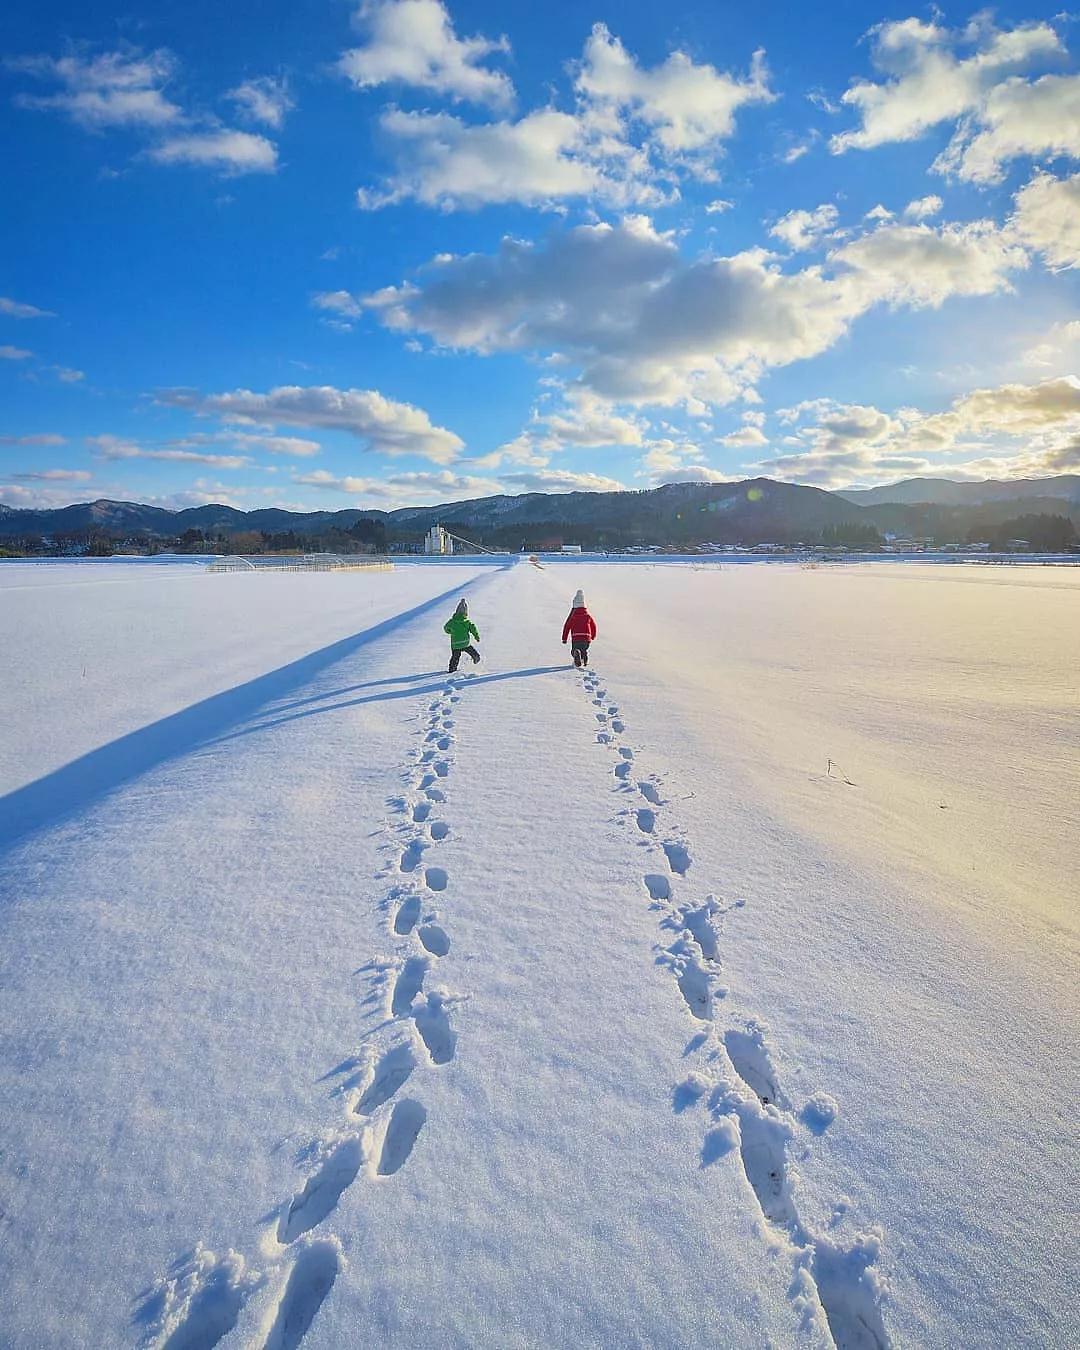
[{"xmin": 425, "ymin": 524, "xmax": 452, "ymax": 555}]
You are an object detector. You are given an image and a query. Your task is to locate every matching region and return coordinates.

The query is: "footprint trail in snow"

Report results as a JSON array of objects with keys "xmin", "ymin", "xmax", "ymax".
[
  {"xmin": 145, "ymin": 670, "xmax": 473, "ymax": 1348},
  {"xmin": 578, "ymin": 666, "xmax": 891, "ymax": 1350}
]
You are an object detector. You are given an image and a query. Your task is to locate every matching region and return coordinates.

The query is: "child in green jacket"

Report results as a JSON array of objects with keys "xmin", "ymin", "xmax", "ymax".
[{"xmin": 444, "ymin": 599, "xmax": 480, "ymax": 673}]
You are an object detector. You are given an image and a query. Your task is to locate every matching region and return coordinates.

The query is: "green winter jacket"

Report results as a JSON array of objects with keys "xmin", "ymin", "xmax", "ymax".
[{"xmin": 444, "ymin": 614, "xmax": 480, "ymax": 650}]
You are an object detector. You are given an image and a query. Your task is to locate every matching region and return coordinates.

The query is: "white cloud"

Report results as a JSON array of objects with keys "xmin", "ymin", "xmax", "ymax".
[
  {"xmin": 149, "ymin": 130, "xmax": 278, "ymax": 175},
  {"xmin": 227, "ymin": 76, "xmax": 293, "ymax": 129},
  {"xmin": 368, "ymin": 212, "xmax": 1026, "ymax": 409},
  {"xmin": 574, "ymin": 23, "xmax": 772, "ymax": 156},
  {"xmin": 311, "ymin": 290, "xmax": 365, "ymax": 320},
  {"xmin": 357, "ymin": 107, "xmax": 665, "ymax": 211},
  {"xmin": 718, "ymin": 425, "xmax": 768, "ymax": 446},
  {"xmin": 339, "ymin": 0, "xmax": 513, "ymax": 109},
  {"xmin": 903, "ymin": 194, "xmax": 943, "ymax": 219},
  {"xmin": 756, "ymin": 377, "xmax": 1080, "ymax": 485},
  {"xmin": 9, "ymin": 48, "xmax": 183, "ymax": 129},
  {"xmin": 1021, "ymin": 319, "xmax": 1080, "ymax": 368},
  {"xmin": 0, "ymin": 433, "xmax": 67, "ymax": 445},
  {"xmin": 11, "ymin": 468, "xmax": 92, "ymax": 481},
  {"xmin": 158, "ymin": 384, "xmax": 464, "ymax": 463},
  {"xmin": 935, "ymin": 72, "xmax": 1080, "ymax": 184},
  {"xmin": 659, "ymin": 465, "xmax": 735, "ymax": 484},
  {"xmin": 10, "ymin": 46, "xmax": 281, "ymax": 176},
  {"xmin": 227, "ymin": 433, "xmax": 320, "ymax": 458},
  {"xmin": 87, "ymin": 435, "xmax": 252, "ymax": 468},
  {"xmin": 0, "ymin": 345, "xmax": 32, "ymax": 360},
  {"xmin": 831, "ymin": 17, "xmax": 1063, "ymax": 155},
  {"xmin": 769, "ymin": 203, "xmax": 839, "ymax": 251},
  {"xmin": 53, "ymin": 366, "xmax": 85, "ymax": 382},
  {"xmin": 499, "ymin": 467, "xmax": 626, "ymax": 493},
  {"xmin": 705, "ymin": 199, "xmax": 733, "ymax": 214},
  {"xmin": 1011, "ymin": 171, "xmax": 1080, "ymax": 270},
  {"xmin": 0, "ymin": 296, "xmax": 54, "ymax": 319}
]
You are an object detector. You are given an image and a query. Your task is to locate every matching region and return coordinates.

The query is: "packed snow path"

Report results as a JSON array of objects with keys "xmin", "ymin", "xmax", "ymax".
[{"xmin": 1, "ymin": 560, "xmax": 1077, "ymax": 1349}]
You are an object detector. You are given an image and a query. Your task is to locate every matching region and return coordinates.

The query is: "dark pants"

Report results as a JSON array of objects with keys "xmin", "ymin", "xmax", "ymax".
[
  {"xmin": 571, "ymin": 639, "xmax": 591, "ymax": 667},
  {"xmin": 449, "ymin": 645, "xmax": 480, "ymax": 672}
]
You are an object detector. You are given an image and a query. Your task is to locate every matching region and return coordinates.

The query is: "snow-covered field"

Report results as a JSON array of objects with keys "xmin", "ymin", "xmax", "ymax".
[{"xmin": 0, "ymin": 558, "xmax": 1076, "ymax": 1349}]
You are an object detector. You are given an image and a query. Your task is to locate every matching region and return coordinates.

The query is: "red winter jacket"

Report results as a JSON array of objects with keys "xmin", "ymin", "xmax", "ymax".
[{"xmin": 562, "ymin": 606, "xmax": 597, "ymax": 643}]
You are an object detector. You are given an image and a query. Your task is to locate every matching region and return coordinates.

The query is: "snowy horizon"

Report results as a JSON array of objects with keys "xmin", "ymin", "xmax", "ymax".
[{"xmin": 1, "ymin": 1, "xmax": 1079, "ymax": 515}]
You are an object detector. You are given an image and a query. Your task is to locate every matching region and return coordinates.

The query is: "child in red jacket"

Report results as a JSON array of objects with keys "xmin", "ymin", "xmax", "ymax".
[{"xmin": 562, "ymin": 589, "xmax": 597, "ymax": 667}]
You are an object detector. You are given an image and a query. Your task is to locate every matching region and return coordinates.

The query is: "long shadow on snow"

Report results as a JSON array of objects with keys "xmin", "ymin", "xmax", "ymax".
[
  {"xmin": 209, "ymin": 665, "xmax": 567, "ymax": 748},
  {"xmin": 0, "ymin": 576, "xmax": 499, "ymax": 857}
]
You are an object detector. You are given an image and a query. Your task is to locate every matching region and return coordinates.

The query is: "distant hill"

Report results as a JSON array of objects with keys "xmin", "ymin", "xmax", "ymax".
[
  {"xmin": 1, "ymin": 474, "xmax": 1077, "ymax": 549},
  {"xmin": 0, "ymin": 479, "xmax": 862, "ymax": 548},
  {"xmin": 837, "ymin": 475, "xmax": 1080, "ymax": 507}
]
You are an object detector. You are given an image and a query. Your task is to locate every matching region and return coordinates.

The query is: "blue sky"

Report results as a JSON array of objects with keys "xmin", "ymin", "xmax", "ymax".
[{"xmin": 1, "ymin": 0, "xmax": 1078, "ymax": 513}]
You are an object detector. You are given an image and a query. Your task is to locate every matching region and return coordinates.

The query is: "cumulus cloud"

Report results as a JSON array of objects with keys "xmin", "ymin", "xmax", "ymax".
[
  {"xmin": 935, "ymin": 72, "xmax": 1080, "ymax": 184},
  {"xmin": 8, "ymin": 47, "xmax": 183, "ymax": 129},
  {"xmin": 758, "ymin": 377, "xmax": 1080, "ymax": 485},
  {"xmin": 149, "ymin": 130, "xmax": 278, "ymax": 174},
  {"xmin": 903, "ymin": 194, "xmax": 943, "ymax": 219},
  {"xmin": 351, "ymin": 23, "xmax": 772, "ymax": 210},
  {"xmin": 0, "ymin": 345, "xmax": 32, "ymax": 360},
  {"xmin": 1011, "ymin": 171, "xmax": 1080, "ymax": 270},
  {"xmin": 357, "ymin": 107, "xmax": 665, "ymax": 211},
  {"xmin": 227, "ymin": 76, "xmax": 293, "ymax": 129},
  {"xmin": 339, "ymin": 0, "xmax": 512, "ymax": 109},
  {"xmin": 831, "ymin": 17, "xmax": 1062, "ymax": 149},
  {"xmin": 0, "ymin": 296, "xmax": 54, "ymax": 319},
  {"xmin": 158, "ymin": 384, "xmax": 464, "ymax": 463},
  {"xmin": 366, "ymin": 212, "xmax": 1027, "ymax": 410},
  {"xmin": 574, "ymin": 23, "xmax": 772, "ymax": 156},
  {"xmin": 769, "ymin": 203, "xmax": 839, "ymax": 251}
]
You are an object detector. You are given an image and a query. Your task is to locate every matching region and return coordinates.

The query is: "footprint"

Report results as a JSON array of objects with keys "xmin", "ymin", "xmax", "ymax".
[
  {"xmin": 414, "ymin": 991, "xmax": 456, "ymax": 1064},
  {"xmin": 355, "ymin": 1044, "xmax": 415, "ymax": 1115},
  {"xmin": 428, "ymin": 821, "xmax": 449, "ymax": 842},
  {"xmin": 377, "ymin": 1100, "xmax": 427, "ymax": 1175},
  {"xmin": 596, "ymin": 712, "xmax": 608, "ymax": 724},
  {"xmin": 615, "ymin": 761, "xmax": 632, "ymax": 781},
  {"xmin": 418, "ymin": 924, "xmax": 450, "ymax": 957},
  {"xmin": 636, "ymin": 808, "xmax": 656, "ymax": 833},
  {"xmin": 158, "ymin": 1250, "xmax": 248, "ymax": 1350},
  {"xmin": 638, "ymin": 781, "xmax": 662, "ymax": 805},
  {"xmin": 675, "ymin": 957, "xmax": 712, "ymax": 1021},
  {"xmin": 424, "ymin": 787, "xmax": 446, "ymax": 803},
  {"xmin": 611, "ymin": 720, "xmax": 625, "ymax": 733},
  {"xmin": 618, "ymin": 747, "xmax": 634, "ymax": 760},
  {"xmin": 393, "ymin": 895, "xmax": 421, "ymax": 935},
  {"xmin": 597, "ymin": 731, "xmax": 612, "ymax": 744},
  {"xmin": 262, "ymin": 1240, "xmax": 340, "ymax": 1350},
  {"xmin": 399, "ymin": 840, "xmax": 425, "ymax": 874},
  {"xmin": 278, "ymin": 1138, "xmax": 363, "ymax": 1243},
  {"xmin": 607, "ymin": 705, "xmax": 619, "ymax": 715},
  {"xmin": 725, "ymin": 1027, "xmax": 787, "ymax": 1108},
  {"xmin": 412, "ymin": 802, "xmax": 432, "ymax": 824},
  {"xmin": 644, "ymin": 874, "xmax": 671, "ymax": 901},
  {"xmin": 663, "ymin": 841, "xmax": 691, "ymax": 875},
  {"xmin": 731, "ymin": 1106, "xmax": 795, "ymax": 1227},
  {"xmin": 391, "ymin": 957, "xmax": 428, "ymax": 1016},
  {"xmin": 420, "ymin": 749, "xmax": 436, "ymax": 763},
  {"xmin": 424, "ymin": 866, "xmax": 448, "ymax": 892},
  {"xmin": 681, "ymin": 899, "xmax": 720, "ymax": 961},
  {"xmin": 437, "ymin": 737, "xmax": 452, "ymax": 751},
  {"xmin": 434, "ymin": 761, "xmax": 450, "ymax": 777}
]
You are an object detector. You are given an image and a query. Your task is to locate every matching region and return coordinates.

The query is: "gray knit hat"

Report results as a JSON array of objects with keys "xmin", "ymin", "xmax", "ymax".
[{"xmin": 454, "ymin": 598, "xmax": 468, "ymax": 617}]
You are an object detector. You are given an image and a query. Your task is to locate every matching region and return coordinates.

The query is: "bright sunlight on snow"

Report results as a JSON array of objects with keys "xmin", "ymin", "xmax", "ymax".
[{"xmin": 0, "ymin": 557, "xmax": 1077, "ymax": 1349}]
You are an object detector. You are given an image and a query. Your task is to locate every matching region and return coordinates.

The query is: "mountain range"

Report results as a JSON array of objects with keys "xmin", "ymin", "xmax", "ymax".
[{"xmin": 2, "ymin": 474, "xmax": 1078, "ymax": 548}]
